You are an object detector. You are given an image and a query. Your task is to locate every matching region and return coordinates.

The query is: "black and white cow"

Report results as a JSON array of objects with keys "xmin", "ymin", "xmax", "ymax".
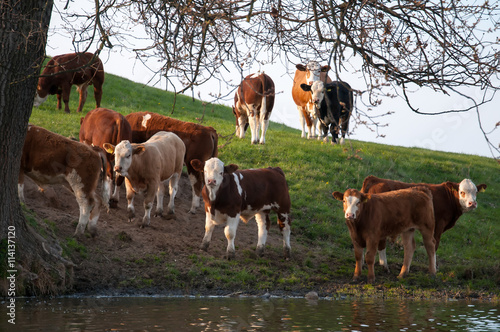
[
  {"xmin": 301, "ymin": 80, "xmax": 353, "ymax": 145},
  {"xmin": 191, "ymin": 157, "xmax": 292, "ymax": 260}
]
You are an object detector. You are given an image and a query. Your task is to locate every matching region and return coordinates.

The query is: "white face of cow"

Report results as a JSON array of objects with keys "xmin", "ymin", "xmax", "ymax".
[
  {"xmin": 309, "ymin": 81, "xmax": 325, "ymax": 108},
  {"xmin": 33, "ymin": 92, "xmax": 48, "ymax": 107},
  {"xmin": 305, "ymin": 60, "xmax": 321, "ymax": 84},
  {"xmin": 113, "ymin": 140, "xmax": 134, "ymax": 177},
  {"xmin": 458, "ymin": 179, "xmax": 480, "ymax": 212},
  {"xmin": 344, "ymin": 195, "xmax": 361, "ymax": 220},
  {"xmin": 204, "ymin": 157, "xmax": 225, "ymax": 201}
]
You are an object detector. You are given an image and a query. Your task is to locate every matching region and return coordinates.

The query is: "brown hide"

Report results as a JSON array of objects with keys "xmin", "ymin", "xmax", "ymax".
[
  {"xmin": 361, "ymin": 175, "xmax": 487, "ymax": 250},
  {"xmin": 233, "ymin": 72, "xmax": 275, "ymax": 123},
  {"xmin": 79, "ymin": 108, "xmax": 132, "ymax": 181},
  {"xmin": 37, "ymin": 52, "xmax": 105, "ymax": 113},
  {"xmin": 125, "ymin": 111, "xmax": 218, "ymax": 209}
]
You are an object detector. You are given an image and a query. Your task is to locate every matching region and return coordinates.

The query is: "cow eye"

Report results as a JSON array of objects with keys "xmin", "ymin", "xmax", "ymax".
[{"xmin": 460, "ymin": 191, "xmax": 465, "ymax": 198}]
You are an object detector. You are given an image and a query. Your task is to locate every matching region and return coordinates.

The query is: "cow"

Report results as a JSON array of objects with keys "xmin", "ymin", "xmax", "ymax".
[
  {"xmin": 190, "ymin": 157, "xmax": 292, "ymax": 260},
  {"xmin": 79, "ymin": 108, "xmax": 132, "ymax": 207},
  {"xmin": 125, "ymin": 111, "xmax": 218, "ymax": 214},
  {"xmin": 103, "ymin": 131, "xmax": 185, "ymax": 228},
  {"xmin": 332, "ymin": 187, "xmax": 437, "ymax": 283},
  {"xmin": 360, "ymin": 175, "xmax": 488, "ymax": 270},
  {"xmin": 232, "ymin": 72, "xmax": 275, "ymax": 144},
  {"xmin": 33, "ymin": 52, "xmax": 105, "ymax": 113},
  {"xmin": 18, "ymin": 125, "xmax": 108, "ymax": 237},
  {"xmin": 300, "ymin": 80, "xmax": 353, "ymax": 145},
  {"xmin": 291, "ymin": 60, "xmax": 332, "ymax": 139}
]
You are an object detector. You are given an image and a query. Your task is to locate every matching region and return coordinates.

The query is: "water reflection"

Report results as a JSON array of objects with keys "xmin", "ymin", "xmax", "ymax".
[{"xmin": 1, "ymin": 296, "xmax": 498, "ymax": 331}]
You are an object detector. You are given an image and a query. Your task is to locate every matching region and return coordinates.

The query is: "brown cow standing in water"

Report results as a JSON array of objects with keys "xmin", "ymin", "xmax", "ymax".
[{"xmin": 34, "ymin": 52, "xmax": 105, "ymax": 113}]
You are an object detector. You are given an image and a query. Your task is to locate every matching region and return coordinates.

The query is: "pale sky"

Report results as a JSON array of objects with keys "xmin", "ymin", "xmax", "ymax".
[{"xmin": 44, "ymin": 1, "xmax": 500, "ymax": 158}]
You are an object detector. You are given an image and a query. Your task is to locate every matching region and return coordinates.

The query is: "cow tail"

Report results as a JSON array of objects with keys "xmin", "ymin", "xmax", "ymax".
[{"xmin": 98, "ymin": 150, "xmax": 110, "ymax": 212}]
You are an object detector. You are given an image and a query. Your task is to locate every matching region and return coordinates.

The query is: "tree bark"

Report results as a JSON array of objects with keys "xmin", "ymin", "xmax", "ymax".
[{"xmin": 0, "ymin": 0, "xmax": 74, "ymax": 296}]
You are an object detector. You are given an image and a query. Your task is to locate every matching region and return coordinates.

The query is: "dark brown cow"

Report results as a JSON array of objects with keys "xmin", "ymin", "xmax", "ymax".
[
  {"xmin": 360, "ymin": 175, "xmax": 487, "ymax": 270},
  {"xmin": 291, "ymin": 60, "xmax": 332, "ymax": 139},
  {"xmin": 18, "ymin": 125, "xmax": 108, "ymax": 237},
  {"xmin": 34, "ymin": 52, "xmax": 105, "ymax": 113},
  {"xmin": 332, "ymin": 187, "xmax": 437, "ymax": 283},
  {"xmin": 191, "ymin": 157, "xmax": 292, "ymax": 259},
  {"xmin": 125, "ymin": 111, "xmax": 218, "ymax": 214},
  {"xmin": 79, "ymin": 108, "xmax": 132, "ymax": 207},
  {"xmin": 232, "ymin": 72, "xmax": 275, "ymax": 144}
]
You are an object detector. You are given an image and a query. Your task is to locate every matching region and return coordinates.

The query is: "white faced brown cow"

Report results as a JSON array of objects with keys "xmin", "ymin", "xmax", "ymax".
[
  {"xmin": 232, "ymin": 72, "xmax": 275, "ymax": 144},
  {"xmin": 191, "ymin": 157, "xmax": 292, "ymax": 260},
  {"xmin": 332, "ymin": 187, "xmax": 437, "ymax": 283},
  {"xmin": 360, "ymin": 175, "xmax": 487, "ymax": 270},
  {"xmin": 34, "ymin": 52, "xmax": 104, "ymax": 113},
  {"xmin": 104, "ymin": 131, "xmax": 185, "ymax": 228}
]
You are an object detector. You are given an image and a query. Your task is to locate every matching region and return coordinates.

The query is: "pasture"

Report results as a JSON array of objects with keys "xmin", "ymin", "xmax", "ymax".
[{"xmin": 27, "ymin": 72, "xmax": 500, "ymax": 298}]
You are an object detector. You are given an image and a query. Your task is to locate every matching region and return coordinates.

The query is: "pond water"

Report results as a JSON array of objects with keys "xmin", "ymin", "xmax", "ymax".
[{"xmin": 2, "ymin": 296, "xmax": 499, "ymax": 331}]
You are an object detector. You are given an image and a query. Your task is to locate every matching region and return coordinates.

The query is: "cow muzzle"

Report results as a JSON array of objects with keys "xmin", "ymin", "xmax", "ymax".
[{"xmin": 207, "ymin": 179, "xmax": 217, "ymax": 187}]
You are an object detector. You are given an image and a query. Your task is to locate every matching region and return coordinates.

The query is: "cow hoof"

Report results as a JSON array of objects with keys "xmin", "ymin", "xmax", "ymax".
[
  {"xmin": 226, "ymin": 251, "xmax": 236, "ymax": 260},
  {"xmin": 154, "ymin": 210, "xmax": 163, "ymax": 218},
  {"xmin": 331, "ymin": 141, "xmax": 337, "ymax": 146},
  {"xmin": 200, "ymin": 242, "xmax": 210, "ymax": 252},
  {"xmin": 165, "ymin": 211, "xmax": 176, "ymax": 220},
  {"xmin": 256, "ymin": 246, "xmax": 265, "ymax": 257},
  {"xmin": 109, "ymin": 199, "xmax": 119, "ymax": 209},
  {"xmin": 188, "ymin": 209, "xmax": 197, "ymax": 215},
  {"xmin": 284, "ymin": 247, "xmax": 291, "ymax": 260}
]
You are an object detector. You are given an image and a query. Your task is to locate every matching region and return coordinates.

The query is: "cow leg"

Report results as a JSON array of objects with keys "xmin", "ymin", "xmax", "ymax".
[
  {"xmin": 187, "ymin": 172, "xmax": 201, "ymax": 214},
  {"xmin": 277, "ymin": 212, "xmax": 292, "ymax": 259},
  {"xmin": 365, "ymin": 241, "xmax": 377, "ymax": 284},
  {"xmin": 166, "ymin": 172, "xmax": 180, "ymax": 216},
  {"xmin": 88, "ymin": 193, "xmax": 101, "ymax": 237},
  {"xmin": 340, "ymin": 114, "xmax": 349, "ymax": 145},
  {"xmin": 141, "ymin": 187, "xmax": 156, "ymax": 228},
  {"xmin": 236, "ymin": 114, "xmax": 248, "ymax": 139},
  {"xmin": 18, "ymin": 172, "xmax": 25, "ymax": 203},
  {"xmin": 248, "ymin": 109, "xmax": 259, "ymax": 144},
  {"xmin": 224, "ymin": 216, "xmax": 240, "ymax": 260},
  {"xmin": 125, "ymin": 178, "xmax": 136, "ymax": 222},
  {"xmin": 76, "ymin": 83, "xmax": 89, "ymax": 113},
  {"xmin": 155, "ymin": 181, "xmax": 166, "ymax": 217},
  {"xmin": 378, "ymin": 239, "xmax": 389, "ymax": 271},
  {"xmin": 352, "ymin": 242, "xmax": 364, "ymax": 281},
  {"xmin": 298, "ymin": 106, "xmax": 308, "ymax": 138},
  {"xmin": 93, "ymin": 82, "xmax": 103, "ymax": 108},
  {"xmin": 421, "ymin": 228, "xmax": 437, "ymax": 276},
  {"xmin": 200, "ymin": 213, "xmax": 216, "ymax": 252},
  {"xmin": 398, "ymin": 230, "xmax": 416, "ymax": 279},
  {"xmin": 259, "ymin": 115, "xmax": 269, "ymax": 145},
  {"xmin": 103, "ymin": 176, "xmax": 113, "ymax": 208},
  {"xmin": 61, "ymin": 83, "xmax": 72, "ymax": 113},
  {"xmin": 110, "ymin": 174, "xmax": 124, "ymax": 207},
  {"xmin": 56, "ymin": 93, "xmax": 62, "ymax": 110},
  {"xmin": 255, "ymin": 212, "xmax": 269, "ymax": 257}
]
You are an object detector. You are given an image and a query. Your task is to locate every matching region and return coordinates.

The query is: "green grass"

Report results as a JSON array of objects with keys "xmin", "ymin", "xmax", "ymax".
[{"xmin": 29, "ymin": 72, "xmax": 500, "ymax": 295}]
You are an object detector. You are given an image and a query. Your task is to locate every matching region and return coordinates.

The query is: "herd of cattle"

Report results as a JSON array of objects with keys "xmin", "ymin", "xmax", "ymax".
[{"xmin": 21, "ymin": 52, "xmax": 488, "ymax": 283}]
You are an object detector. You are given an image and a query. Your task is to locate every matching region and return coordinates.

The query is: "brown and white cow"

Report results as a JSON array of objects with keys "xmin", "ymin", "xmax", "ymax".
[
  {"xmin": 332, "ymin": 187, "xmax": 437, "ymax": 283},
  {"xmin": 103, "ymin": 131, "xmax": 185, "ymax": 227},
  {"xmin": 291, "ymin": 60, "xmax": 332, "ymax": 139},
  {"xmin": 125, "ymin": 111, "xmax": 218, "ymax": 214},
  {"xmin": 34, "ymin": 52, "xmax": 105, "ymax": 113},
  {"xmin": 80, "ymin": 108, "xmax": 132, "ymax": 207},
  {"xmin": 232, "ymin": 72, "xmax": 275, "ymax": 144},
  {"xmin": 360, "ymin": 175, "xmax": 487, "ymax": 270},
  {"xmin": 191, "ymin": 157, "xmax": 292, "ymax": 260},
  {"xmin": 19, "ymin": 125, "xmax": 108, "ymax": 237}
]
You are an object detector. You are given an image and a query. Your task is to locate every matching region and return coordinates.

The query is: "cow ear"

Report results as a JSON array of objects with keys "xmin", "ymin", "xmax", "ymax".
[
  {"xmin": 445, "ymin": 182, "xmax": 459, "ymax": 192},
  {"xmin": 320, "ymin": 65, "xmax": 331, "ymax": 72},
  {"xmin": 296, "ymin": 64, "xmax": 306, "ymax": 71},
  {"xmin": 102, "ymin": 143, "xmax": 115, "ymax": 154},
  {"xmin": 477, "ymin": 184, "xmax": 487, "ymax": 192},
  {"xmin": 332, "ymin": 191, "xmax": 344, "ymax": 201},
  {"xmin": 361, "ymin": 194, "xmax": 370, "ymax": 203},
  {"xmin": 80, "ymin": 117, "xmax": 84, "ymax": 125},
  {"xmin": 132, "ymin": 145, "xmax": 146, "ymax": 155},
  {"xmin": 225, "ymin": 164, "xmax": 239, "ymax": 173},
  {"xmin": 300, "ymin": 83, "xmax": 312, "ymax": 92},
  {"xmin": 190, "ymin": 159, "xmax": 205, "ymax": 172}
]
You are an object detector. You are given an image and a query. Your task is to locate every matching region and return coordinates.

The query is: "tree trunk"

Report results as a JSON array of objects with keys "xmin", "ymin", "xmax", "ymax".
[{"xmin": 0, "ymin": 0, "xmax": 74, "ymax": 296}]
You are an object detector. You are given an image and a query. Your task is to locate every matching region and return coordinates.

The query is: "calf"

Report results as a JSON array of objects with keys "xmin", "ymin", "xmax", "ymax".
[
  {"xmin": 361, "ymin": 175, "xmax": 487, "ymax": 270},
  {"xmin": 232, "ymin": 72, "xmax": 275, "ymax": 144},
  {"xmin": 125, "ymin": 111, "xmax": 218, "ymax": 214},
  {"xmin": 80, "ymin": 108, "xmax": 132, "ymax": 207},
  {"xmin": 300, "ymin": 81, "xmax": 353, "ymax": 145},
  {"xmin": 34, "ymin": 52, "xmax": 105, "ymax": 113},
  {"xmin": 191, "ymin": 157, "xmax": 292, "ymax": 259},
  {"xmin": 291, "ymin": 60, "xmax": 332, "ymax": 139},
  {"xmin": 103, "ymin": 131, "xmax": 185, "ymax": 227},
  {"xmin": 19, "ymin": 125, "xmax": 108, "ymax": 237},
  {"xmin": 332, "ymin": 187, "xmax": 437, "ymax": 283}
]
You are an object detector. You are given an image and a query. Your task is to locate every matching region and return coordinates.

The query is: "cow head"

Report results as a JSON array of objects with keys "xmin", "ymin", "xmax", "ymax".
[
  {"xmin": 103, "ymin": 140, "xmax": 145, "ymax": 178},
  {"xmin": 448, "ymin": 179, "xmax": 487, "ymax": 212},
  {"xmin": 333, "ymin": 189, "xmax": 369, "ymax": 220},
  {"xmin": 296, "ymin": 60, "xmax": 330, "ymax": 85},
  {"xmin": 300, "ymin": 81, "xmax": 325, "ymax": 113},
  {"xmin": 33, "ymin": 89, "xmax": 48, "ymax": 107},
  {"xmin": 191, "ymin": 157, "xmax": 239, "ymax": 201}
]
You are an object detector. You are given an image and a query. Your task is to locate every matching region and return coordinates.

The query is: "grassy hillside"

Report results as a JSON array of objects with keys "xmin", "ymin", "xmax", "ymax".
[{"xmin": 29, "ymin": 73, "xmax": 500, "ymax": 297}]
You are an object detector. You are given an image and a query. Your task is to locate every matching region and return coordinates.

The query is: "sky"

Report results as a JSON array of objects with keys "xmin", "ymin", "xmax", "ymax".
[{"xmin": 44, "ymin": 1, "xmax": 500, "ymax": 159}]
